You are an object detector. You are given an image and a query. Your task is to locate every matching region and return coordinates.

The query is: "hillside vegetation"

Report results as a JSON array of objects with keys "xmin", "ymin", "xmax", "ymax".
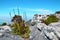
[{"xmin": 44, "ymin": 15, "xmax": 59, "ymax": 25}]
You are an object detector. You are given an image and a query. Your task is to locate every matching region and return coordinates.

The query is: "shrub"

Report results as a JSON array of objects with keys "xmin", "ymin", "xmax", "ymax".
[
  {"xmin": 2, "ymin": 22, "xmax": 7, "ymax": 26},
  {"xmin": 44, "ymin": 15, "xmax": 59, "ymax": 25},
  {"xmin": 12, "ymin": 22, "xmax": 30, "ymax": 38},
  {"xmin": 55, "ymin": 11, "xmax": 60, "ymax": 14},
  {"xmin": 11, "ymin": 15, "xmax": 30, "ymax": 38}
]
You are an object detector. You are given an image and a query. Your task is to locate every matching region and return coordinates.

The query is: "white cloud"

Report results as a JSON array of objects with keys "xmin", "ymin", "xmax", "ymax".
[
  {"xmin": 8, "ymin": 7, "xmax": 54, "ymax": 15},
  {"xmin": 22, "ymin": 8, "xmax": 54, "ymax": 15}
]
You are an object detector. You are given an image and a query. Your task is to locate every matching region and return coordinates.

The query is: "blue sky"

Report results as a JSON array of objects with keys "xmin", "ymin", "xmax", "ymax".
[{"xmin": 0, "ymin": 0, "xmax": 60, "ymax": 24}]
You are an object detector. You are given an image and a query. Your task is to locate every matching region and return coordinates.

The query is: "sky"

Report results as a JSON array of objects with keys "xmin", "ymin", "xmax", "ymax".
[{"xmin": 0, "ymin": 0, "xmax": 60, "ymax": 24}]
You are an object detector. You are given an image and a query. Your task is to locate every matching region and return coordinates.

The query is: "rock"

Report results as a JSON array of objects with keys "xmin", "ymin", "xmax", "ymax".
[{"xmin": 0, "ymin": 33, "xmax": 23, "ymax": 40}]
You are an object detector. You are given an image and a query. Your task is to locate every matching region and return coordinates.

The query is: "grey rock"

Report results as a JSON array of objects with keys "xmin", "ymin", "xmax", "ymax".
[{"xmin": 0, "ymin": 33, "xmax": 23, "ymax": 40}]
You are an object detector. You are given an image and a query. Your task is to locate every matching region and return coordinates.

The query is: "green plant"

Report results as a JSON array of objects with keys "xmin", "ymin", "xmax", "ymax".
[
  {"xmin": 55, "ymin": 11, "xmax": 60, "ymax": 14},
  {"xmin": 44, "ymin": 15, "xmax": 59, "ymax": 25},
  {"xmin": 2, "ymin": 22, "xmax": 7, "ymax": 26},
  {"xmin": 11, "ymin": 15, "xmax": 30, "ymax": 39},
  {"xmin": 12, "ymin": 22, "xmax": 30, "ymax": 38}
]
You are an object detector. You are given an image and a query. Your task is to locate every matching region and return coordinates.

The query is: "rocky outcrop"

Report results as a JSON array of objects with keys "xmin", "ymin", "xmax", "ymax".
[
  {"xmin": 0, "ymin": 33, "xmax": 23, "ymax": 40},
  {"xmin": 30, "ymin": 19, "xmax": 60, "ymax": 40}
]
